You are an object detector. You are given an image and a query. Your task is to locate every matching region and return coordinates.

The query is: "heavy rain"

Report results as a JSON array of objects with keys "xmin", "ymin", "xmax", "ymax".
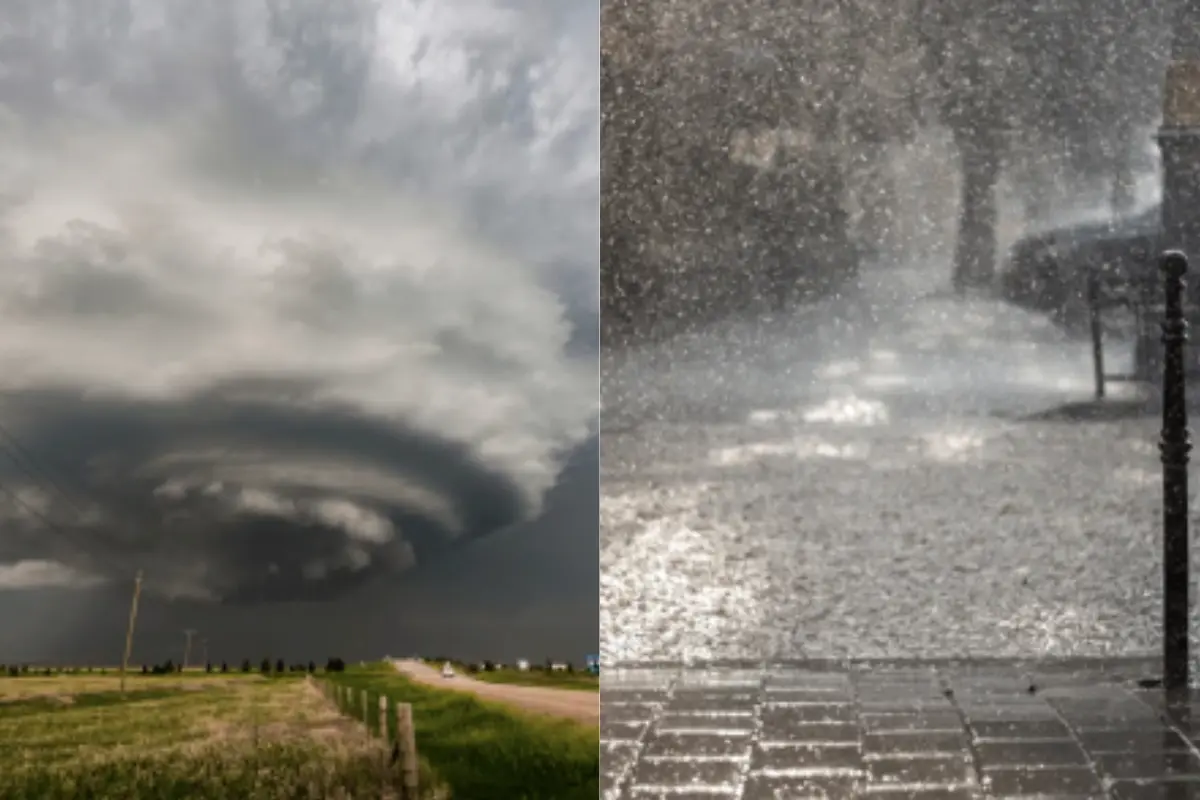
[{"xmin": 599, "ymin": 0, "xmax": 1200, "ymax": 667}]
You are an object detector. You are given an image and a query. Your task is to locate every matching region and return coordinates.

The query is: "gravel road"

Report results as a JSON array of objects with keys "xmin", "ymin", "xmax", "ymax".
[
  {"xmin": 600, "ymin": 262, "xmax": 1190, "ymax": 666},
  {"xmin": 391, "ymin": 659, "xmax": 598, "ymax": 725}
]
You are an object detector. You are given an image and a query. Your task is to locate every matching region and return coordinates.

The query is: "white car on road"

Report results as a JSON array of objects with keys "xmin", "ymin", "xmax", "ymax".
[{"xmin": 441, "ymin": 662, "xmax": 455, "ymax": 678}]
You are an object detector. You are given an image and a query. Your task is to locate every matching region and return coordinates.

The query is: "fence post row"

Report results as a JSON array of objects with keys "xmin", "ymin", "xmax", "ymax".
[
  {"xmin": 1160, "ymin": 250, "xmax": 1191, "ymax": 696},
  {"xmin": 318, "ymin": 681, "xmax": 419, "ymax": 797},
  {"xmin": 396, "ymin": 701, "xmax": 419, "ymax": 798}
]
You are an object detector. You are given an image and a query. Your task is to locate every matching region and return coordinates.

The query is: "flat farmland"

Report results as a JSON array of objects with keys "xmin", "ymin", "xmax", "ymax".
[{"xmin": 0, "ymin": 672, "xmax": 442, "ymax": 799}]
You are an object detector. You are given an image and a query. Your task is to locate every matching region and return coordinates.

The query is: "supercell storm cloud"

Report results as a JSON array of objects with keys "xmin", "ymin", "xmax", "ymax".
[{"xmin": 0, "ymin": 0, "xmax": 599, "ymax": 602}]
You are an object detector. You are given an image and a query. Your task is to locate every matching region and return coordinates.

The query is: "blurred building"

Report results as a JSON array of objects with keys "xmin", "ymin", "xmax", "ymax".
[{"xmin": 601, "ymin": 0, "xmax": 925, "ymax": 341}]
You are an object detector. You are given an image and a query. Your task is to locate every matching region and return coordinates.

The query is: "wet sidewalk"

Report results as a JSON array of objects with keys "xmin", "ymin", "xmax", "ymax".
[{"xmin": 601, "ymin": 658, "xmax": 1200, "ymax": 799}]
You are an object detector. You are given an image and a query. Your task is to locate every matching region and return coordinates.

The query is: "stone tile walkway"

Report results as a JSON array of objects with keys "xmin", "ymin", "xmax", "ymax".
[{"xmin": 601, "ymin": 658, "xmax": 1200, "ymax": 799}]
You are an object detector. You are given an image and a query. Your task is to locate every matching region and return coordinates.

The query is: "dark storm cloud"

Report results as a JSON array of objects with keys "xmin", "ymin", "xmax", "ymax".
[
  {"xmin": 0, "ymin": 387, "xmax": 530, "ymax": 602},
  {"xmin": 0, "ymin": 0, "xmax": 598, "ymax": 604},
  {"xmin": 0, "ymin": 437, "xmax": 598, "ymax": 664}
]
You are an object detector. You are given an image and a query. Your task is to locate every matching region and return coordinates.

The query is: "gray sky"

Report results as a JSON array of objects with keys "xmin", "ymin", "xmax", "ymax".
[{"xmin": 0, "ymin": 0, "xmax": 598, "ymax": 664}]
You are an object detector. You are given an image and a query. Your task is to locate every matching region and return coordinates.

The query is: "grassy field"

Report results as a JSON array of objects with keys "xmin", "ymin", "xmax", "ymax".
[
  {"xmin": 0, "ymin": 671, "xmax": 444, "ymax": 799},
  {"xmin": 427, "ymin": 661, "xmax": 599, "ymax": 692},
  {"xmin": 469, "ymin": 669, "xmax": 598, "ymax": 692},
  {"xmin": 327, "ymin": 663, "xmax": 598, "ymax": 800}
]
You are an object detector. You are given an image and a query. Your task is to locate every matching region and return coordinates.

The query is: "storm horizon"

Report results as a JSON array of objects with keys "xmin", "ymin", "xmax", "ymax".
[{"xmin": 0, "ymin": 0, "xmax": 598, "ymax": 664}]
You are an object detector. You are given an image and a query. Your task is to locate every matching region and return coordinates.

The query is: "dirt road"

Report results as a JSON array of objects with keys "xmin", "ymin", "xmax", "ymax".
[{"xmin": 391, "ymin": 660, "xmax": 598, "ymax": 726}]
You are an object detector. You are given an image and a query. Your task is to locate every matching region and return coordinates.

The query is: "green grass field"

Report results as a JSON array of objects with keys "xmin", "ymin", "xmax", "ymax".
[
  {"xmin": 327, "ymin": 663, "xmax": 598, "ymax": 800},
  {"xmin": 426, "ymin": 660, "xmax": 599, "ymax": 692},
  {"xmin": 0, "ymin": 671, "xmax": 436, "ymax": 799},
  {"xmin": 469, "ymin": 669, "xmax": 599, "ymax": 692},
  {"xmin": 0, "ymin": 664, "xmax": 596, "ymax": 799}
]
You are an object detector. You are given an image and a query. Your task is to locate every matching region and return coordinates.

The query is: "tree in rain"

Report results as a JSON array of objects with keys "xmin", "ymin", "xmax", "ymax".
[{"xmin": 601, "ymin": 0, "xmax": 1176, "ymax": 335}]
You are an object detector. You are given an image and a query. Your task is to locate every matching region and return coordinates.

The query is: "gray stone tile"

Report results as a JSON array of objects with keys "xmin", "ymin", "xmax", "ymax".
[
  {"xmin": 763, "ymin": 706, "xmax": 858, "ymax": 730},
  {"xmin": 655, "ymin": 713, "xmax": 757, "ymax": 734},
  {"xmin": 603, "ymin": 741, "xmax": 641, "ymax": 773},
  {"xmin": 861, "ymin": 790, "xmax": 979, "ymax": 800},
  {"xmin": 602, "ymin": 719, "xmax": 649, "ymax": 741},
  {"xmin": 1077, "ymin": 728, "xmax": 1191, "ymax": 754},
  {"xmin": 766, "ymin": 688, "xmax": 857, "ymax": 704},
  {"xmin": 862, "ymin": 731, "xmax": 971, "ymax": 757},
  {"xmin": 751, "ymin": 743, "xmax": 863, "ymax": 773},
  {"xmin": 667, "ymin": 692, "xmax": 759, "ymax": 714},
  {"xmin": 982, "ymin": 766, "xmax": 1103, "ymax": 797},
  {"xmin": 974, "ymin": 739, "xmax": 1088, "ymax": 767},
  {"xmin": 864, "ymin": 754, "xmax": 974, "ymax": 787},
  {"xmin": 675, "ymin": 670, "xmax": 763, "ymax": 690},
  {"xmin": 600, "ymin": 768, "xmax": 625, "ymax": 799},
  {"xmin": 630, "ymin": 793, "xmax": 739, "ymax": 800},
  {"xmin": 630, "ymin": 758, "xmax": 743, "ymax": 790},
  {"xmin": 969, "ymin": 718, "xmax": 1073, "ymax": 740},
  {"xmin": 742, "ymin": 774, "xmax": 862, "ymax": 799},
  {"xmin": 857, "ymin": 684, "xmax": 948, "ymax": 703},
  {"xmin": 1109, "ymin": 779, "xmax": 1200, "ymax": 800},
  {"xmin": 1051, "ymin": 700, "xmax": 1163, "ymax": 727},
  {"xmin": 643, "ymin": 732, "xmax": 752, "ymax": 759},
  {"xmin": 861, "ymin": 711, "xmax": 964, "ymax": 733},
  {"xmin": 600, "ymin": 662, "xmax": 1179, "ymax": 798},
  {"xmin": 760, "ymin": 720, "xmax": 861, "ymax": 744},
  {"xmin": 604, "ymin": 703, "xmax": 659, "ymax": 723},
  {"xmin": 603, "ymin": 669, "xmax": 676, "ymax": 691},
  {"xmin": 957, "ymin": 702, "xmax": 1060, "ymax": 722},
  {"xmin": 1092, "ymin": 751, "xmax": 1200, "ymax": 781},
  {"xmin": 759, "ymin": 703, "xmax": 856, "ymax": 723},
  {"xmin": 766, "ymin": 670, "xmax": 853, "ymax": 690},
  {"xmin": 603, "ymin": 688, "xmax": 670, "ymax": 704},
  {"xmin": 858, "ymin": 699, "xmax": 957, "ymax": 713}
]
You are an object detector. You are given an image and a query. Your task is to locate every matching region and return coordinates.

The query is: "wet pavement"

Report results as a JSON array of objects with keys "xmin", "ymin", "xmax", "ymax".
[
  {"xmin": 600, "ymin": 264, "xmax": 1192, "ymax": 665},
  {"xmin": 601, "ymin": 657, "xmax": 1200, "ymax": 799}
]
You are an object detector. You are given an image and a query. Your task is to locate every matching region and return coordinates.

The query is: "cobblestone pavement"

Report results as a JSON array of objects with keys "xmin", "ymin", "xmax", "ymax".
[{"xmin": 601, "ymin": 658, "xmax": 1200, "ymax": 799}]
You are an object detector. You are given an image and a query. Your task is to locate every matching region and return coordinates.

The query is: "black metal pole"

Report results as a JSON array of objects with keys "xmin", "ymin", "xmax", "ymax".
[
  {"xmin": 1088, "ymin": 272, "xmax": 1105, "ymax": 400},
  {"xmin": 1161, "ymin": 251, "xmax": 1191, "ymax": 694}
]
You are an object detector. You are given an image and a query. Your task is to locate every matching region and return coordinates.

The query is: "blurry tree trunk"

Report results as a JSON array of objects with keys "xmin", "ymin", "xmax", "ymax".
[
  {"xmin": 1023, "ymin": 167, "xmax": 1055, "ymax": 224},
  {"xmin": 1110, "ymin": 119, "xmax": 1137, "ymax": 214},
  {"xmin": 952, "ymin": 127, "xmax": 1001, "ymax": 293}
]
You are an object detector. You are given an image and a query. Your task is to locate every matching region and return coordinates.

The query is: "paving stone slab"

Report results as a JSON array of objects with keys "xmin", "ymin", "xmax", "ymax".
[{"xmin": 602, "ymin": 659, "xmax": 1193, "ymax": 799}]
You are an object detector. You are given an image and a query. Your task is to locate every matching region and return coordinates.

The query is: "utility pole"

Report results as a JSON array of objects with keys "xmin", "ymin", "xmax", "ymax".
[
  {"xmin": 119, "ymin": 570, "xmax": 143, "ymax": 696},
  {"xmin": 182, "ymin": 629, "xmax": 197, "ymax": 672},
  {"xmin": 201, "ymin": 637, "xmax": 208, "ymax": 668},
  {"xmin": 1157, "ymin": 0, "xmax": 1200, "ymax": 699}
]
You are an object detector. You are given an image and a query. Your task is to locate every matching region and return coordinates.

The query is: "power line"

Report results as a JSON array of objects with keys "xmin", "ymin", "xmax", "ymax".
[
  {"xmin": 0, "ymin": 413, "xmax": 161, "ymax": 581},
  {"xmin": 0, "ymin": 476, "xmax": 135, "ymax": 581},
  {"xmin": 0, "ymin": 419, "xmax": 93, "ymax": 521}
]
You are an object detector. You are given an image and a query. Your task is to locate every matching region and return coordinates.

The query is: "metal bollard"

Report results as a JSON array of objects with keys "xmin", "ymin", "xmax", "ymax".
[
  {"xmin": 1160, "ymin": 250, "xmax": 1192, "ymax": 695},
  {"xmin": 1088, "ymin": 271, "xmax": 1106, "ymax": 400}
]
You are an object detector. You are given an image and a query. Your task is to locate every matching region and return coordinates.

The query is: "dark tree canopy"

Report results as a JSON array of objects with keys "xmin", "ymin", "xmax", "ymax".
[{"xmin": 602, "ymin": 0, "xmax": 1172, "ymax": 336}]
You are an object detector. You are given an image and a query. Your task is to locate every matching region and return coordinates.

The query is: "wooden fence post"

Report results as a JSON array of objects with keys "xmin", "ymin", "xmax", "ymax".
[
  {"xmin": 378, "ymin": 694, "xmax": 388, "ymax": 739},
  {"xmin": 395, "ymin": 702, "xmax": 419, "ymax": 799},
  {"xmin": 362, "ymin": 689, "xmax": 370, "ymax": 727}
]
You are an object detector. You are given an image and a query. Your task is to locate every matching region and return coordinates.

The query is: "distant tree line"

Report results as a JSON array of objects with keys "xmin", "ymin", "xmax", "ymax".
[
  {"xmin": 3, "ymin": 665, "xmax": 106, "ymax": 677},
  {"xmin": 2, "ymin": 657, "xmax": 348, "ymax": 677}
]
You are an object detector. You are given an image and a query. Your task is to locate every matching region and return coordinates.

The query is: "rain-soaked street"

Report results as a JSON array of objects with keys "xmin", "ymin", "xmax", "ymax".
[{"xmin": 600, "ymin": 258, "xmax": 1186, "ymax": 665}]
